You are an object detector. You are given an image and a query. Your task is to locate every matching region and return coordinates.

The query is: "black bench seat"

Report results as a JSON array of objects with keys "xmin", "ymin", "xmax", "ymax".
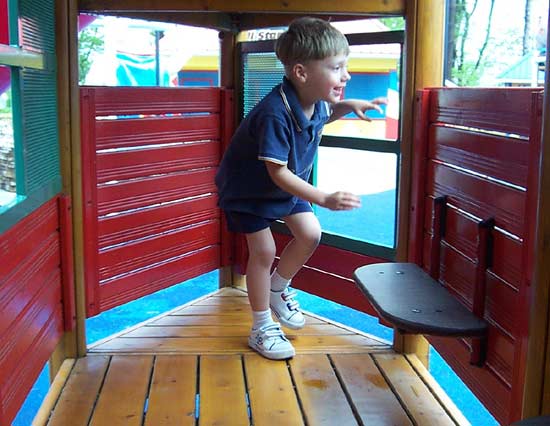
[{"xmin": 353, "ymin": 262, "xmax": 488, "ymax": 337}]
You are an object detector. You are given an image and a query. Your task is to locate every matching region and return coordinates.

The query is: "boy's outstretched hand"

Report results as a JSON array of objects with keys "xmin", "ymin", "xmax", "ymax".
[
  {"xmin": 323, "ymin": 191, "xmax": 361, "ymax": 211},
  {"xmin": 350, "ymin": 97, "xmax": 388, "ymax": 121},
  {"xmin": 328, "ymin": 97, "xmax": 388, "ymax": 123}
]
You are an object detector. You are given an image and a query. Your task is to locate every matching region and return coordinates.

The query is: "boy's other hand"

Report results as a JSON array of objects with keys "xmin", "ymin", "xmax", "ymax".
[
  {"xmin": 352, "ymin": 97, "xmax": 388, "ymax": 121},
  {"xmin": 323, "ymin": 191, "xmax": 361, "ymax": 211}
]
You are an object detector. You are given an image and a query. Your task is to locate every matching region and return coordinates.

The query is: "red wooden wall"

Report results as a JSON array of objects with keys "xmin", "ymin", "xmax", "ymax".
[
  {"xmin": 409, "ymin": 88, "xmax": 543, "ymax": 425},
  {"xmin": 0, "ymin": 197, "xmax": 72, "ymax": 425},
  {"xmin": 80, "ymin": 87, "xmax": 233, "ymax": 317}
]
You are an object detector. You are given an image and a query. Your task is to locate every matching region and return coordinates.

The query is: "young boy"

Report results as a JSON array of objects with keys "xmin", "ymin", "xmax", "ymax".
[{"xmin": 215, "ymin": 17, "xmax": 385, "ymax": 360}]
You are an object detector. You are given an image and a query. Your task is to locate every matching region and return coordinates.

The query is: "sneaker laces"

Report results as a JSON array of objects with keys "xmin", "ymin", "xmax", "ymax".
[{"xmin": 281, "ymin": 288, "xmax": 300, "ymax": 311}]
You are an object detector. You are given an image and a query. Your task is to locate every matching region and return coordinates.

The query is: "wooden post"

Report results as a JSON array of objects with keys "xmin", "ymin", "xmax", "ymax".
[
  {"xmin": 67, "ymin": 0, "xmax": 89, "ymax": 357},
  {"xmin": 397, "ymin": 0, "xmax": 445, "ymax": 367},
  {"xmin": 49, "ymin": 0, "xmax": 81, "ymax": 378},
  {"xmin": 523, "ymin": 9, "xmax": 550, "ymax": 419}
]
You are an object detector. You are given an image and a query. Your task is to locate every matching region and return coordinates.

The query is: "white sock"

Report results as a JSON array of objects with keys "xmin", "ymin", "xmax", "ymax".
[
  {"xmin": 271, "ymin": 270, "xmax": 291, "ymax": 292},
  {"xmin": 252, "ymin": 309, "xmax": 273, "ymax": 330}
]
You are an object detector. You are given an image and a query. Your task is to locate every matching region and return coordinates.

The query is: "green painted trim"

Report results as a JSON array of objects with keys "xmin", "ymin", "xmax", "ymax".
[
  {"xmin": 0, "ymin": 178, "xmax": 62, "ymax": 233},
  {"xmin": 8, "ymin": 0, "xmax": 18, "ymax": 43},
  {"xmin": 0, "ymin": 45, "xmax": 45, "ymax": 69},
  {"xmin": 320, "ymin": 135, "xmax": 400, "ymax": 153},
  {"xmin": 10, "ymin": 67, "xmax": 26, "ymax": 194}
]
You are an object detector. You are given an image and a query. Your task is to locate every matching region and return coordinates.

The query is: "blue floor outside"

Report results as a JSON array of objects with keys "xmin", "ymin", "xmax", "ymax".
[{"xmin": 14, "ymin": 269, "xmax": 497, "ymax": 426}]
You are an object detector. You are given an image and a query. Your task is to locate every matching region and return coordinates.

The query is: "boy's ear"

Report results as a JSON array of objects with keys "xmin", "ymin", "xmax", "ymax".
[{"xmin": 291, "ymin": 63, "xmax": 308, "ymax": 83}]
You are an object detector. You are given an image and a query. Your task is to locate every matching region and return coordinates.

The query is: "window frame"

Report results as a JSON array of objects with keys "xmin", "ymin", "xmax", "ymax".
[{"xmin": 0, "ymin": 0, "xmax": 51, "ymax": 231}]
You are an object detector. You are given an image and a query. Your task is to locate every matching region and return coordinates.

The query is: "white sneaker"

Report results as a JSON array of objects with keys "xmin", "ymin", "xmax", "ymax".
[
  {"xmin": 270, "ymin": 287, "xmax": 306, "ymax": 330},
  {"xmin": 248, "ymin": 323, "xmax": 295, "ymax": 360}
]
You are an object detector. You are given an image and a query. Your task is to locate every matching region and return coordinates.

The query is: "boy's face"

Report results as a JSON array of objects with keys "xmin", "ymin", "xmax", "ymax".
[{"xmin": 298, "ymin": 53, "xmax": 351, "ymax": 104}]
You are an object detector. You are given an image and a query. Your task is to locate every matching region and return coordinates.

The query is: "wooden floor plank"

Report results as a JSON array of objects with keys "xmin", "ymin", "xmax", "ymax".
[
  {"xmin": 244, "ymin": 354, "xmax": 304, "ymax": 426},
  {"xmin": 144, "ymin": 355, "xmax": 197, "ymax": 426},
  {"xmin": 151, "ymin": 314, "xmax": 254, "ymax": 326},
  {"xmin": 89, "ymin": 334, "xmax": 386, "ymax": 354},
  {"xmin": 174, "ymin": 304, "xmax": 252, "ymax": 315},
  {"xmin": 405, "ymin": 354, "xmax": 471, "ymax": 426},
  {"xmin": 373, "ymin": 353, "xmax": 456, "ymax": 426},
  {"xmin": 331, "ymin": 353, "xmax": 413, "ymax": 426},
  {"xmin": 90, "ymin": 355, "xmax": 153, "ymax": 426},
  {"xmin": 47, "ymin": 356, "xmax": 110, "ymax": 426},
  {"xmin": 199, "ymin": 355, "xmax": 249, "ymax": 426},
  {"xmin": 290, "ymin": 354, "xmax": 357, "ymax": 426},
  {"xmin": 120, "ymin": 323, "xmax": 356, "ymax": 339},
  {"xmin": 151, "ymin": 313, "xmax": 326, "ymax": 327},
  {"xmin": 192, "ymin": 297, "xmax": 250, "ymax": 306},
  {"xmin": 213, "ymin": 288, "xmax": 248, "ymax": 297}
]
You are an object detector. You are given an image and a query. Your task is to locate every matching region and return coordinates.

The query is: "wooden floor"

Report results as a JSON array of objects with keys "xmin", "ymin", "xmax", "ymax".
[{"xmin": 40, "ymin": 287, "xmax": 469, "ymax": 426}]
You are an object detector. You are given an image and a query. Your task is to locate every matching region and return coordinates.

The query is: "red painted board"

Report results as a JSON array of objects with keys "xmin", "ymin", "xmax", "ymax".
[
  {"xmin": 98, "ymin": 245, "xmax": 220, "ymax": 313},
  {"xmin": 96, "ymin": 140, "xmax": 220, "ymax": 183},
  {"xmin": 426, "ymin": 160, "xmax": 526, "ymax": 238},
  {"xmin": 428, "ymin": 124, "xmax": 529, "ymax": 189},
  {"xmin": 430, "ymin": 87, "xmax": 542, "ymax": 138},
  {"xmin": 0, "ymin": 198, "xmax": 63, "ymax": 425},
  {"xmin": 97, "ymin": 168, "xmax": 217, "ymax": 216},
  {"xmin": 99, "ymin": 221, "xmax": 219, "ymax": 281},
  {"xmin": 89, "ymin": 86, "xmax": 221, "ymax": 116},
  {"xmin": 98, "ymin": 195, "xmax": 219, "ymax": 248},
  {"xmin": 95, "ymin": 114, "xmax": 220, "ymax": 150}
]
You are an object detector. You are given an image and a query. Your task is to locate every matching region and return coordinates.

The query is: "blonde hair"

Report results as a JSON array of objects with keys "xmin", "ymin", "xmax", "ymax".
[{"xmin": 275, "ymin": 17, "xmax": 349, "ymax": 69}]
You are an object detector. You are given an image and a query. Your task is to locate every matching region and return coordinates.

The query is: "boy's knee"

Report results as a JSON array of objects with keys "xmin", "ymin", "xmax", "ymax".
[
  {"xmin": 250, "ymin": 242, "xmax": 276, "ymax": 266},
  {"xmin": 300, "ymin": 224, "xmax": 321, "ymax": 251}
]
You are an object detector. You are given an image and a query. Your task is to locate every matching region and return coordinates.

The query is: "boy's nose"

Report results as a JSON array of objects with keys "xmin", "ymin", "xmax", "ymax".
[{"xmin": 342, "ymin": 69, "xmax": 351, "ymax": 81}]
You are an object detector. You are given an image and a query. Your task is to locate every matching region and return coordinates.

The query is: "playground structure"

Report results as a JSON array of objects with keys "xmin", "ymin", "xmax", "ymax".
[{"xmin": 1, "ymin": 1, "xmax": 550, "ymax": 425}]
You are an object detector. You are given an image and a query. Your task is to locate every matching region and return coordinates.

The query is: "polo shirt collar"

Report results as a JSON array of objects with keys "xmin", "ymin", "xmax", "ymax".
[{"xmin": 279, "ymin": 77, "xmax": 317, "ymax": 133}]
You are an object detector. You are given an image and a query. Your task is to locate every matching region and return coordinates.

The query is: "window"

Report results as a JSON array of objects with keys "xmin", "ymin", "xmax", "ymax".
[
  {"xmin": 238, "ymin": 20, "xmax": 404, "ymax": 259},
  {"xmin": 0, "ymin": 0, "xmax": 60, "ymax": 232},
  {"xmin": 314, "ymin": 38, "xmax": 402, "ymax": 254}
]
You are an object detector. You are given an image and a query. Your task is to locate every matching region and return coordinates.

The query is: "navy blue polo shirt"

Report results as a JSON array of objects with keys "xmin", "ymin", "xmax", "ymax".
[{"xmin": 215, "ymin": 77, "xmax": 331, "ymax": 219}]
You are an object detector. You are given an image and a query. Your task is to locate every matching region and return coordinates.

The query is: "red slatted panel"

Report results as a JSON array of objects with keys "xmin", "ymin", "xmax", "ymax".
[
  {"xmin": 430, "ymin": 88, "xmax": 534, "ymax": 138},
  {"xmin": 0, "ymin": 198, "xmax": 64, "ymax": 425},
  {"xmin": 95, "ymin": 115, "xmax": 220, "ymax": 151},
  {"xmin": 410, "ymin": 88, "xmax": 543, "ymax": 425},
  {"xmin": 81, "ymin": 87, "xmax": 231, "ymax": 317},
  {"xmin": 274, "ymin": 233, "xmax": 383, "ymax": 317}
]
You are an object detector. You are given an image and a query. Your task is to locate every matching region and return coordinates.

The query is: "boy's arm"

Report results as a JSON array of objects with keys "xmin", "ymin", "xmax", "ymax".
[
  {"xmin": 265, "ymin": 162, "xmax": 360, "ymax": 211},
  {"xmin": 327, "ymin": 97, "xmax": 387, "ymax": 123}
]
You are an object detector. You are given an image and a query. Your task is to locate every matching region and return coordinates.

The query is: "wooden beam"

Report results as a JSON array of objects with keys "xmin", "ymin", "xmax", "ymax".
[
  {"xmin": 98, "ymin": 11, "xmax": 237, "ymax": 32},
  {"xmin": 89, "ymin": 11, "xmax": 396, "ymax": 32},
  {"xmin": 395, "ymin": 0, "xmax": 444, "ymax": 368},
  {"xmin": 523, "ymin": 9, "xmax": 550, "ymax": 419},
  {"xmin": 79, "ymin": 0, "xmax": 404, "ymax": 15},
  {"xmin": 236, "ymin": 13, "xmax": 383, "ymax": 30},
  {"xmin": 69, "ymin": 0, "xmax": 89, "ymax": 356}
]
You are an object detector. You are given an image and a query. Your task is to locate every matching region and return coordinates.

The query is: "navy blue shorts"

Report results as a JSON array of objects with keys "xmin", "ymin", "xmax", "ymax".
[{"xmin": 224, "ymin": 199, "xmax": 313, "ymax": 234}]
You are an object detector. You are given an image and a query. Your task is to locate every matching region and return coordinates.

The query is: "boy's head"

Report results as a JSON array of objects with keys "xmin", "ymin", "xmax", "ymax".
[{"xmin": 275, "ymin": 17, "xmax": 350, "ymax": 73}]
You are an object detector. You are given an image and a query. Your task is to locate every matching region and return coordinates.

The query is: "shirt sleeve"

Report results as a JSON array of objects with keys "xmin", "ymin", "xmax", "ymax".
[{"xmin": 257, "ymin": 115, "xmax": 290, "ymax": 165}]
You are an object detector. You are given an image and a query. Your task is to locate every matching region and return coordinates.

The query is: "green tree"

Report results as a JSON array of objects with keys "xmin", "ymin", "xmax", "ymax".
[
  {"xmin": 447, "ymin": 0, "xmax": 496, "ymax": 86},
  {"xmin": 78, "ymin": 26, "xmax": 104, "ymax": 85},
  {"xmin": 380, "ymin": 17, "xmax": 405, "ymax": 31}
]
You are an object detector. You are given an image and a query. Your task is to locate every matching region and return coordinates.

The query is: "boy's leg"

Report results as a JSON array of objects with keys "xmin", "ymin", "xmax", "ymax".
[
  {"xmin": 245, "ymin": 227, "xmax": 295, "ymax": 360},
  {"xmin": 270, "ymin": 211, "xmax": 321, "ymax": 329},
  {"xmin": 245, "ymin": 228, "xmax": 276, "ymax": 313},
  {"xmin": 277, "ymin": 211, "xmax": 321, "ymax": 278}
]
